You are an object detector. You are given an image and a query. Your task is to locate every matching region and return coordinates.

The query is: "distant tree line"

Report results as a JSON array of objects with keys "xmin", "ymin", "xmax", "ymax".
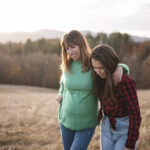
[
  {"xmin": 0, "ymin": 38, "xmax": 61, "ymax": 88},
  {"xmin": 0, "ymin": 38, "xmax": 61, "ymax": 55},
  {"xmin": 0, "ymin": 32, "xmax": 149, "ymax": 89}
]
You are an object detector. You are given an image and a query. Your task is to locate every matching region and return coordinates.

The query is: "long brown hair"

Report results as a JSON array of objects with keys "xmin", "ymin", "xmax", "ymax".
[
  {"xmin": 61, "ymin": 30, "xmax": 91, "ymax": 72},
  {"xmin": 90, "ymin": 44, "xmax": 119, "ymax": 103}
]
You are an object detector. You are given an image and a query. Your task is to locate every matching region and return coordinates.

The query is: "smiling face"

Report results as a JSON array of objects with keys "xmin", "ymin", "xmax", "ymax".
[
  {"xmin": 92, "ymin": 59, "xmax": 106, "ymax": 78},
  {"xmin": 65, "ymin": 44, "xmax": 81, "ymax": 60}
]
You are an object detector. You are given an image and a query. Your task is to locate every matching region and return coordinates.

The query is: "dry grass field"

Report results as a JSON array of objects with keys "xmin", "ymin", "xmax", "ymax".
[{"xmin": 0, "ymin": 84, "xmax": 149, "ymax": 150}]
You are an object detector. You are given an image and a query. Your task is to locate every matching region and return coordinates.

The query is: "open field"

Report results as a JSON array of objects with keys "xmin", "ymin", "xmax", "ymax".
[{"xmin": 0, "ymin": 85, "xmax": 149, "ymax": 150}]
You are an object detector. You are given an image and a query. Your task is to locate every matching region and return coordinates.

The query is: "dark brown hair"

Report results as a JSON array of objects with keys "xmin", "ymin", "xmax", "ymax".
[
  {"xmin": 90, "ymin": 44, "xmax": 119, "ymax": 103},
  {"xmin": 61, "ymin": 30, "xmax": 91, "ymax": 72}
]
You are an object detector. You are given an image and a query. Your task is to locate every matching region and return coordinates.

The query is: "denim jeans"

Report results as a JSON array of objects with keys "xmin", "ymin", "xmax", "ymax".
[
  {"xmin": 60, "ymin": 124, "xmax": 95, "ymax": 150},
  {"xmin": 100, "ymin": 115, "xmax": 138, "ymax": 150}
]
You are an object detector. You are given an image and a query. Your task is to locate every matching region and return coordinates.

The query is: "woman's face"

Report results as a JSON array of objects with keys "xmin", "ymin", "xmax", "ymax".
[
  {"xmin": 65, "ymin": 44, "xmax": 81, "ymax": 60},
  {"xmin": 92, "ymin": 59, "xmax": 106, "ymax": 78}
]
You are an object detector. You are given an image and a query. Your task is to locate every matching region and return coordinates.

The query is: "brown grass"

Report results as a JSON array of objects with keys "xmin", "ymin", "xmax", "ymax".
[{"xmin": 0, "ymin": 85, "xmax": 149, "ymax": 150}]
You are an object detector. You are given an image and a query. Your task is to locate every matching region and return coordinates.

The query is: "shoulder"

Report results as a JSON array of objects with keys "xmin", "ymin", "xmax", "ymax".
[
  {"xmin": 121, "ymin": 73, "xmax": 135, "ymax": 82},
  {"xmin": 119, "ymin": 73, "xmax": 136, "ymax": 87}
]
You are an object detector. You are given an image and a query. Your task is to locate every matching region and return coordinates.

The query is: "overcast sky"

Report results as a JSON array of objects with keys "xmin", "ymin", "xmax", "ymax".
[{"xmin": 0, "ymin": 0, "xmax": 150, "ymax": 37}]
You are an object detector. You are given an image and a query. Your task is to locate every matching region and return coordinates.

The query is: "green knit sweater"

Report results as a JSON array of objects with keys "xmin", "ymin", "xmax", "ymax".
[{"xmin": 58, "ymin": 60, "xmax": 99, "ymax": 130}]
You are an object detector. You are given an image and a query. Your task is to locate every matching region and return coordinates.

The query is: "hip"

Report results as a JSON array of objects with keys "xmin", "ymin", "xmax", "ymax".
[{"xmin": 100, "ymin": 115, "xmax": 129, "ymax": 134}]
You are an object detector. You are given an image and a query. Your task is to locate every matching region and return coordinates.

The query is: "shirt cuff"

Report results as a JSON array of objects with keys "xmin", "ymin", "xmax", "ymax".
[{"xmin": 125, "ymin": 139, "xmax": 136, "ymax": 149}]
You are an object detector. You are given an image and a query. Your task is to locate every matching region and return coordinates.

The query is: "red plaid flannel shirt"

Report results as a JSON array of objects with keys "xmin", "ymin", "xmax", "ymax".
[{"xmin": 98, "ymin": 74, "xmax": 141, "ymax": 149}]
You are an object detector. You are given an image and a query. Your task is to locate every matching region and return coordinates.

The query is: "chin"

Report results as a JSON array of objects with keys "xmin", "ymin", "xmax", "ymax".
[
  {"xmin": 73, "ymin": 58, "xmax": 77, "ymax": 60},
  {"xmin": 100, "ymin": 75, "xmax": 105, "ymax": 78}
]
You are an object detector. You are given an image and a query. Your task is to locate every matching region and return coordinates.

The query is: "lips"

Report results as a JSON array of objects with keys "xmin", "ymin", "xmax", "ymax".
[
  {"xmin": 70, "ymin": 54, "xmax": 76, "ymax": 59},
  {"xmin": 69, "ymin": 52, "xmax": 80, "ymax": 60},
  {"xmin": 99, "ymin": 74, "xmax": 105, "ymax": 78}
]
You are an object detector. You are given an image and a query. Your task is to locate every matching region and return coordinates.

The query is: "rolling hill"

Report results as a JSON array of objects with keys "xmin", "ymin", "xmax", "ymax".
[{"xmin": 0, "ymin": 29, "xmax": 150, "ymax": 43}]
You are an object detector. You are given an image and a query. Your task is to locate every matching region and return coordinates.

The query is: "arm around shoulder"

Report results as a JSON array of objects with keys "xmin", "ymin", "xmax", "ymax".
[{"xmin": 118, "ymin": 63, "xmax": 130, "ymax": 75}]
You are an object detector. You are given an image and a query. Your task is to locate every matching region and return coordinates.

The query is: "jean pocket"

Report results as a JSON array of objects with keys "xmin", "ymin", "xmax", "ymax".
[
  {"xmin": 101, "ymin": 116, "xmax": 111, "ymax": 132},
  {"xmin": 115, "ymin": 116, "xmax": 129, "ymax": 134},
  {"xmin": 116, "ymin": 116, "xmax": 129, "ymax": 126}
]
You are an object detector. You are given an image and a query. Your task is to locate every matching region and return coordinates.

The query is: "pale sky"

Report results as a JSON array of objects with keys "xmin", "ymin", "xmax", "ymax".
[{"xmin": 0, "ymin": 0, "xmax": 150, "ymax": 37}]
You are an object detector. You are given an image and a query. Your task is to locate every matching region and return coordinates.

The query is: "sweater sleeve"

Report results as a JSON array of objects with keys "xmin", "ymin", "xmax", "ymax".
[
  {"xmin": 118, "ymin": 63, "xmax": 130, "ymax": 75},
  {"xmin": 58, "ymin": 74, "xmax": 64, "ymax": 96},
  {"xmin": 122, "ymin": 78, "xmax": 141, "ymax": 149}
]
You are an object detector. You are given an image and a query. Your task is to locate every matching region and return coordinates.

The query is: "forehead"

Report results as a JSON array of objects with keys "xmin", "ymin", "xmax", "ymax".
[
  {"xmin": 92, "ymin": 59, "xmax": 103, "ymax": 67},
  {"xmin": 64, "ymin": 42, "xmax": 75, "ymax": 47},
  {"xmin": 63, "ymin": 41, "xmax": 79, "ymax": 50},
  {"xmin": 63, "ymin": 36, "xmax": 75, "ymax": 46}
]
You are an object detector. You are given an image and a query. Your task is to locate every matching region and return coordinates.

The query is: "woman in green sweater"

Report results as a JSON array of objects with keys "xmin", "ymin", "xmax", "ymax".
[{"xmin": 56, "ymin": 30, "xmax": 128, "ymax": 150}]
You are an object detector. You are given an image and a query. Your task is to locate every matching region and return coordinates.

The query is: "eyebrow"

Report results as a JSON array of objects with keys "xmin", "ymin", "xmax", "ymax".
[{"xmin": 65, "ymin": 44, "xmax": 75, "ymax": 49}]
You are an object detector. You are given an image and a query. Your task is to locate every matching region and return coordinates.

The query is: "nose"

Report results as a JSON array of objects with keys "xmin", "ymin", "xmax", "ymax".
[{"xmin": 94, "ymin": 68, "xmax": 100, "ymax": 74}]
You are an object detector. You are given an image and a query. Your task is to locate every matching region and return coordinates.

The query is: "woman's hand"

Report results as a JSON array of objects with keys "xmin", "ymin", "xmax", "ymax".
[
  {"xmin": 113, "ymin": 65, "xmax": 123, "ymax": 86},
  {"xmin": 56, "ymin": 94, "xmax": 62, "ymax": 104}
]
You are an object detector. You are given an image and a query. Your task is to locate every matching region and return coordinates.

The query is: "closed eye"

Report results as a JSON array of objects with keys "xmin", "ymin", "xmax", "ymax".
[{"xmin": 93, "ymin": 67, "xmax": 103, "ymax": 70}]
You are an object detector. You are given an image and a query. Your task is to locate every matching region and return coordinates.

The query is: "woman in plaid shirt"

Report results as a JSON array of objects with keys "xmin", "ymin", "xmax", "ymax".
[{"xmin": 90, "ymin": 44, "xmax": 142, "ymax": 150}]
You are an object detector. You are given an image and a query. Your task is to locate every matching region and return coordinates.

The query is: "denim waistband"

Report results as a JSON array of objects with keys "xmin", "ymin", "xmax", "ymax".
[{"xmin": 104, "ymin": 113, "xmax": 128, "ymax": 118}]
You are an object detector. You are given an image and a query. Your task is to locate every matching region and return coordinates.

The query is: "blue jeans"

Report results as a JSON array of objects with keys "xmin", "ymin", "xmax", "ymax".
[
  {"xmin": 100, "ymin": 115, "xmax": 138, "ymax": 150},
  {"xmin": 60, "ymin": 124, "xmax": 95, "ymax": 150}
]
